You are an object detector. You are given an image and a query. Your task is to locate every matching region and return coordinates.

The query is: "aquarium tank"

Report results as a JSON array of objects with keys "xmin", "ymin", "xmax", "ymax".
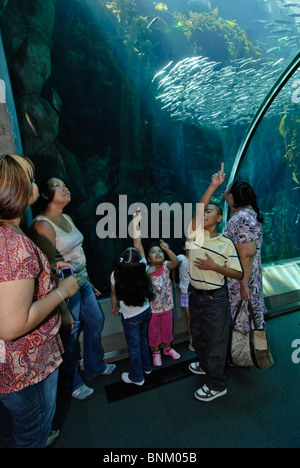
[{"xmin": 0, "ymin": 0, "xmax": 299, "ymax": 296}]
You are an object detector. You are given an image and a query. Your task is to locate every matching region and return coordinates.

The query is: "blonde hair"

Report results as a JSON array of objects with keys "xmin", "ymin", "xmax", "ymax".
[{"xmin": 0, "ymin": 153, "xmax": 35, "ymax": 221}]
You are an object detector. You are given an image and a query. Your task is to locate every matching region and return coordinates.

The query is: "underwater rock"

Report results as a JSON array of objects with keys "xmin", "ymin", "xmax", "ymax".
[
  {"xmin": 50, "ymin": 88, "xmax": 62, "ymax": 113},
  {"xmin": 0, "ymin": 0, "xmax": 56, "ymax": 94},
  {"xmin": 0, "ymin": 0, "xmax": 66, "ymax": 181},
  {"xmin": 0, "ymin": 0, "xmax": 8, "ymax": 17},
  {"xmin": 13, "ymin": 41, "xmax": 52, "ymax": 95}
]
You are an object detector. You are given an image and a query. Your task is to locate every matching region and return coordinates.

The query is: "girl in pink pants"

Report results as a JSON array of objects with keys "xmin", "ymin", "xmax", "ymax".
[{"xmin": 147, "ymin": 240, "xmax": 181, "ymax": 366}]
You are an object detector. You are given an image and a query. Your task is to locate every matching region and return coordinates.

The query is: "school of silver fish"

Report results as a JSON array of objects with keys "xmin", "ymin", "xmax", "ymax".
[
  {"xmin": 153, "ymin": 55, "xmax": 299, "ymax": 128},
  {"xmin": 153, "ymin": 0, "xmax": 300, "ymax": 128}
]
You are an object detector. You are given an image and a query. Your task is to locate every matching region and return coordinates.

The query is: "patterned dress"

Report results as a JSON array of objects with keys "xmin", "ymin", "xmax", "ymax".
[{"xmin": 223, "ymin": 208, "xmax": 267, "ymax": 333}]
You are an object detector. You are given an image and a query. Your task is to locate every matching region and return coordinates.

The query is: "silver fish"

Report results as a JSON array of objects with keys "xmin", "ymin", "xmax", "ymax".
[
  {"xmin": 153, "ymin": 55, "xmax": 294, "ymax": 128},
  {"xmin": 266, "ymin": 47, "xmax": 280, "ymax": 53},
  {"xmin": 147, "ymin": 17, "xmax": 159, "ymax": 29},
  {"xmin": 282, "ymin": 3, "xmax": 300, "ymax": 8}
]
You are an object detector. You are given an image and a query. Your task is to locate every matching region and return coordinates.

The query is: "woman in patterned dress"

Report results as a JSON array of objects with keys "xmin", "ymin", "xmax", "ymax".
[
  {"xmin": 0, "ymin": 154, "xmax": 79, "ymax": 447},
  {"xmin": 223, "ymin": 180, "xmax": 267, "ymax": 333},
  {"xmin": 203, "ymin": 164, "xmax": 267, "ymax": 333}
]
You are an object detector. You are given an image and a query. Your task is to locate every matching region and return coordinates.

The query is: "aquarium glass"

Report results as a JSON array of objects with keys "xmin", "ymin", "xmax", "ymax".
[
  {"xmin": 53, "ymin": 0, "xmax": 300, "ymax": 293},
  {"xmin": 234, "ymin": 64, "xmax": 300, "ymax": 263},
  {"xmin": 2, "ymin": 0, "xmax": 299, "ymax": 294}
]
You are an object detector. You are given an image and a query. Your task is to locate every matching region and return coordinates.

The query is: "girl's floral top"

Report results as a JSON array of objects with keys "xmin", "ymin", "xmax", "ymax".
[{"xmin": 150, "ymin": 261, "xmax": 173, "ymax": 314}]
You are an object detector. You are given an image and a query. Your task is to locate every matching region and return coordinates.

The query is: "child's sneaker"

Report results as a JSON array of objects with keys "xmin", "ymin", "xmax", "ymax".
[
  {"xmin": 163, "ymin": 347, "xmax": 181, "ymax": 360},
  {"xmin": 153, "ymin": 351, "xmax": 162, "ymax": 366}
]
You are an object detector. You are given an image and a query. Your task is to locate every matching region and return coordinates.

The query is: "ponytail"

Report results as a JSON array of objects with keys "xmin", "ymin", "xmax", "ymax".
[
  {"xmin": 114, "ymin": 247, "xmax": 154, "ymax": 306},
  {"xmin": 229, "ymin": 180, "xmax": 264, "ymax": 224},
  {"xmin": 249, "ymin": 194, "xmax": 264, "ymax": 224}
]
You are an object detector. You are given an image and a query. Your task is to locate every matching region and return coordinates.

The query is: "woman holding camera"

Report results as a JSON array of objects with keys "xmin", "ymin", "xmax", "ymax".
[
  {"xmin": 0, "ymin": 154, "xmax": 79, "ymax": 447},
  {"xmin": 29, "ymin": 177, "xmax": 115, "ymax": 401}
]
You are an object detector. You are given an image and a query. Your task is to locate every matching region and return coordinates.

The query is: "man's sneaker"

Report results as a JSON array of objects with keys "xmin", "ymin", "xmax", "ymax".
[
  {"xmin": 153, "ymin": 352, "xmax": 162, "ymax": 366},
  {"xmin": 163, "ymin": 347, "xmax": 181, "ymax": 360},
  {"xmin": 194, "ymin": 384, "xmax": 227, "ymax": 402},
  {"xmin": 189, "ymin": 361, "xmax": 206, "ymax": 375},
  {"xmin": 71, "ymin": 383, "xmax": 94, "ymax": 400},
  {"xmin": 121, "ymin": 372, "xmax": 145, "ymax": 386}
]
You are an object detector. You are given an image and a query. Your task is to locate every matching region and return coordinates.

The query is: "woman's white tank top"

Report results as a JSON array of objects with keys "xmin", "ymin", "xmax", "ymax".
[{"xmin": 34, "ymin": 214, "xmax": 86, "ymax": 266}]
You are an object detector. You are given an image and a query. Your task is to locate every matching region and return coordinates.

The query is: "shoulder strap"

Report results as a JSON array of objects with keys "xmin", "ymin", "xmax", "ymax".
[
  {"xmin": 34, "ymin": 215, "xmax": 57, "ymax": 230},
  {"xmin": 247, "ymin": 301, "xmax": 260, "ymax": 330},
  {"xmin": 233, "ymin": 300, "xmax": 260, "ymax": 330},
  {"xmin": 232, "ymin": 300, "xmax": 243, "ymax": 326}
]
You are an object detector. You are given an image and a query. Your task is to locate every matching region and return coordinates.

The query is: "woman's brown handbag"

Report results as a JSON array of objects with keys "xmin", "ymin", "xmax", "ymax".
[{"xmin": 229, "ymin": 301, "xmax": 274, "ymax": 370}]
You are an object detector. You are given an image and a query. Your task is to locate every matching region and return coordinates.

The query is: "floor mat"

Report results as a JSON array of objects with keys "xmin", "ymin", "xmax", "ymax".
[{"xmin": 105, "ymin": 358, "xmax": 196, "ymax": 403}]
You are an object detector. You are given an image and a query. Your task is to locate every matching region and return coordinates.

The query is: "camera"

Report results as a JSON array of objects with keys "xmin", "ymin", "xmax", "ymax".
[{"xmin": 61, "ymin": 267, "xmax": 74, "ymax": 279}]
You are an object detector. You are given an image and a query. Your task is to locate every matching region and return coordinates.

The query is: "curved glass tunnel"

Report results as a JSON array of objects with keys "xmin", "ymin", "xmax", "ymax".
[
  {"xmin": 0, "ymin": 0, "xmax": 299, "ymax": 360},
  {"xmin": 1, "ymin": 0, "xmax": 300, "ymax": 450},
  {"xmin": 101, "ymin": 59, "xmax": 300, "ymax": 359}
]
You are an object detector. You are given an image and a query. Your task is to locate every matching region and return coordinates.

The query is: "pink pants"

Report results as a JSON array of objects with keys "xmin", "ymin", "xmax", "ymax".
[{"xmin": 148, "ymin": 309, "xmax": 174, "ymax": 347}]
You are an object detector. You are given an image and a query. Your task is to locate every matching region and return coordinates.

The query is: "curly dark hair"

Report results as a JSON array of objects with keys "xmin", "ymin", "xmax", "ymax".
[
  {"xmin": 114, "ymin": 248, "xmax": 154, "ymax": 307},
  {"xmin": 229, "ymin": 180, "xmax": 264, "ymax": 223}
]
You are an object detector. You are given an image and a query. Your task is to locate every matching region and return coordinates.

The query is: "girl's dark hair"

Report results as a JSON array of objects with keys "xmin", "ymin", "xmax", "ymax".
[
  {"xmin": 146, "ymin": 241, "xmax": 161, "ymax": 256},
  {"xmin": 114, "ymin": 248, "xmax": 154, "ymax": 307},
  {"xmin": 35, "ymin": 178, "xmax": 56, "ymax": 211},
  {"xmin": 229, "ymin": 180, "xmax": 264, "ymax": 223}
]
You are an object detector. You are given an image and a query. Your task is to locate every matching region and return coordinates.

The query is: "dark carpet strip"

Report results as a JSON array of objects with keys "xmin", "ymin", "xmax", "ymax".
[{"xmin": 105, "ymin": 358, "xmax": 196, "ymax": 403}]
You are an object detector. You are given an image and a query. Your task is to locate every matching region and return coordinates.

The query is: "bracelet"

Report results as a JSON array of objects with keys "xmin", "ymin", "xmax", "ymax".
[{"xmin": 54, "ymin": 289, "xmax": 65, "ymax": 303}]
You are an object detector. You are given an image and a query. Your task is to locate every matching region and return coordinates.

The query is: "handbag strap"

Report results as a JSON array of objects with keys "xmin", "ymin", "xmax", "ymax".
[
  {"xmin": 232, "ymin": 300, "xmax": 260, "ymax": 330},
  {"xmin": 247, "ymin": 301, "xmax": 260, "ymax": 330},
  {"xmin": 232, "ymin": 300, "xmax": 243, "ymax": 327}
]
